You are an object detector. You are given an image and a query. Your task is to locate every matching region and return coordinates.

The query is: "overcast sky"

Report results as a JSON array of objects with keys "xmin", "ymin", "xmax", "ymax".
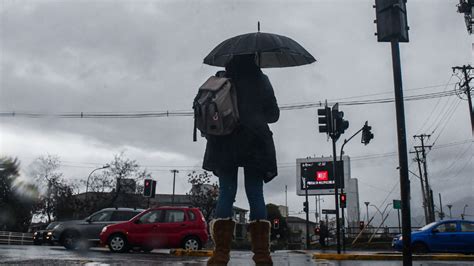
[{"xmin": 1, "ymin": 0, "xmax": 473, "ymax": 226}]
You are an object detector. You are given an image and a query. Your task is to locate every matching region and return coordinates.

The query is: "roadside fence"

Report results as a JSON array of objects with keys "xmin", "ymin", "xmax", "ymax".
[{"xmin": 0, "ymin": 231, "xmax": 34, "ymax": 245}]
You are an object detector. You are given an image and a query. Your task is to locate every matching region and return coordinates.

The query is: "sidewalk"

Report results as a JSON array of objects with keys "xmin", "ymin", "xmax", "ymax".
[
  {"xmin": 311, "ymin": 251, "xmax": 474, "ymax": 261},
  {"xmin": 169, "ymin": 248, "xmax": 474, "ymax": 262}
]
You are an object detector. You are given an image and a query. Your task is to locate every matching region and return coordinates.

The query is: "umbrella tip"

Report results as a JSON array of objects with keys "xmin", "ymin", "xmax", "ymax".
[{"xmin": 258, "ymin": 21, "xmax": 260, "ymax": 32}]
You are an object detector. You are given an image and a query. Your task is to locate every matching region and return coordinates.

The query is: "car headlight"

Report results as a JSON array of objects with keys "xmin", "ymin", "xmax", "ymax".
[
  {"xmin": 399, "ymin": 236, "xmax": 403, "ymax": 241},
  {"xmin": 34, "ymin": 232, "xmax": 39, "ymax": 236},
  {"xmin": 101, "ymin": 226, "xmax": 108, "ymax": 233},
  {"xmin": 47, "ymin": 232, "xmax": 53, "ymax": 236}
]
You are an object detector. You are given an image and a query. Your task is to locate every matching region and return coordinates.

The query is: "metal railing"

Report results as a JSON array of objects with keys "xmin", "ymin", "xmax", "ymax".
[
  {"xmin": 0, "ymin": 231, "xmax": 34, "ymax": 245},
  {"xmin": 346, "ymin": 226, "xmax": 421, "ymax": 245}
]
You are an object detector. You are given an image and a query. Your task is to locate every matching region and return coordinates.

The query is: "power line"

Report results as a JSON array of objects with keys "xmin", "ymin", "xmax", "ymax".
[
  {"xmin": 430, "ymin": 99, "xmax": 463, "ymax": 147},
  {"xmin": 57, "ymin": 138, "xmax": 472, "ymax": 170},
  {"xmin": 0, "ymin": 89, "xmax": 459, "ymax": 119},
  {"xmin": 448, "ymin": 153, "xmax": 474, "ymax": 180},
  {"xmin": 431, "ymin": 139, "xmax": 473, "ymax": 150},
  {"xmin": 427, "ymin": 96, "xmax": 458, "ymax": 135},
  {"xmin": 414, "ymin": 75, "xmax": 455, "ymax": 135},
  {"xmin": 431, "ymin": 142, "xmax": 473, "ymax": 181},
  {"xmin": 331, "ymin": 82, "xmax": 458, "ymax": 102}
]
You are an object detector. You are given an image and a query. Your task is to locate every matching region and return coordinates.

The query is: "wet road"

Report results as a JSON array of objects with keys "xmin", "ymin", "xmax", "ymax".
[{"xmin": 0, "ymin": 245, "xmax": 472, "ymax": 265}]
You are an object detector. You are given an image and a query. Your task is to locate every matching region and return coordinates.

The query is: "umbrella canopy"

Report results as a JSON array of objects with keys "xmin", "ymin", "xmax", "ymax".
[{"xmin": 203, "ymin": 32, "xmax": 316, "ymax": 68}]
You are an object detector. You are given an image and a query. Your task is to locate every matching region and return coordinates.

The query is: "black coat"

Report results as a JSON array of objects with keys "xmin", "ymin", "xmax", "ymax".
[{"xmin": 202, "ymin": 69, "xmax": 279, "ymax": 183}]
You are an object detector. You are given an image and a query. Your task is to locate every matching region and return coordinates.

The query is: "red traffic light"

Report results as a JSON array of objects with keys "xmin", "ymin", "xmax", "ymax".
[
  {"xmin": 273, "ymin": 218, "xmax": 280, "ymax": 229},
  {"xmin": 340, "ymin": 193, "xmax": 347, "ymax": 208},
  {"xmin": 315, "ymin": 227, "xmax": 320, "ymax": 235},
  {"xmin": 143, "ymin": 179, "xmax": 153, "ymax": 197}
]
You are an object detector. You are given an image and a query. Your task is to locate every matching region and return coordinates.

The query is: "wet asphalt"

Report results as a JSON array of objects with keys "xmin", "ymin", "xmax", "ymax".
[{"xmin": 0, "ymin": 245, "xmax": 472, "ymax": 265}]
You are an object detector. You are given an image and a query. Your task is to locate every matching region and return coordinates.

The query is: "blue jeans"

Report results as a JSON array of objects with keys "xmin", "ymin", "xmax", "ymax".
[{"xmin": 214, "ymin": 167, "xmax": 267, "ymax": 221}]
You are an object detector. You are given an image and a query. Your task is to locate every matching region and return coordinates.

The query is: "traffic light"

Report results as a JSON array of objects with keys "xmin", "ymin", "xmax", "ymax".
[
  {"xmin": 340, "ymin": 193, "xmax": 347, "ymax": 208},
  {"xmin": 303, "ymin": 201, "xmax": 308, "ymax": 213},
  {"xmin": 332, "ymin": 104, "xmax": 349, "ymax": 139},
  {"xmin": 317, "ymin": 107, "xmax": 332, "ymax": 134},
  {"xmin": 273, "ymin": 218, "xmax": 280, "ymax": 229},
  {"xmin": 359, "ymin": 221, "xmax": 365, "ymax": 230},
  {"xmin": 361, "ymin": 121, "xmax": 374, "ymax": 145},
  {"xmin": 144, "ymin": 179, "xmax": 153, "ymax": 197},
  {"xmin": 373, "ymin": 0, "xmax": 409, "ymax": 42},
  {"xmin": 151, "ymin": 180, "xmax": 157, "ymax": 198},
  {"xmin": 314, "ymin": 227, "xmax": 320, "ymax": 235}
]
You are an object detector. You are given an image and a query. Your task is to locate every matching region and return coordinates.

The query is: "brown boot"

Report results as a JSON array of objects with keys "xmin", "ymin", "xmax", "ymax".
[
  {"xmin": 207, "ymin": 219, "xmax": 235, "ymax": 266},
  {"xmin": 249, "ymin": 220, "xmax": 273, "ymax": 266}
]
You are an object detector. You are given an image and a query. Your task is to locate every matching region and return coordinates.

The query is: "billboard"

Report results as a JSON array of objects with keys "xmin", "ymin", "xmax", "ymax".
[{"xmin": 296, "ymin": 156, "xmax": 350, "ymax": 196}]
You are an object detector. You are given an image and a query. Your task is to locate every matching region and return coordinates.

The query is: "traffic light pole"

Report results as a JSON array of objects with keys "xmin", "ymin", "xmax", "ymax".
[
  {"xmin": 332, "ymin": 137, "xmax": 341, "ymax": 254},
  {"xmin": 391, "ymin": 40, "xmax": 412, "ymax": 266},
  {"xmin": 318, "ymin": 102, "xmax": 352, "ymax": 254},
  {"xmin": 338, "ymin": 124, "xmax": 367, "ymax": 252},
  {"xmin": 341, "ymin": 199, "xmax": 346, "ymax": 251},
  {"xmin": 305, "ymin": 177, "xmax": 310, "ymax": 250}
]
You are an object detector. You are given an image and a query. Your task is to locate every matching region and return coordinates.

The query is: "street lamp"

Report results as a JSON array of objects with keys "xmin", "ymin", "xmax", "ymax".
[
  {"xmin": 462, "ymin": 204, "xmax": 469, "ymax": 220},
  {"xmin": 364, "ymin": 202, "xmax": 370, "ymax": 223},
  {"xmin": 170, "ymin": 169, "xmax": 179, "ymax": 205},
  {"xmin": 447, "ymin": 204, "xmax": 453, "ymax": 219},
  {"xmin": 85, "ymin": 165, "xmax": 110, "ymax": 195}
]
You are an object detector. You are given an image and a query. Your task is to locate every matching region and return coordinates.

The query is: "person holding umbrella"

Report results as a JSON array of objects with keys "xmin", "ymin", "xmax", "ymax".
[{"xmin": 202, "ymin": 26, "xmax": 315, "ymax": 266}]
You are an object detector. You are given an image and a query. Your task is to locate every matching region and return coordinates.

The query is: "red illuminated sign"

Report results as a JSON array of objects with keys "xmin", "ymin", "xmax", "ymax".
[{"xmin": 316, "ymin": 171, "xmax": 329, "ymax": 181}]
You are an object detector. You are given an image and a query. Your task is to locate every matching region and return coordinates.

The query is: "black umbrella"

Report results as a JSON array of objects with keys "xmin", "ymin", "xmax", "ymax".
[{"xmin": 203, "ymin": 30, "xmax": 316, "ymax": 68}]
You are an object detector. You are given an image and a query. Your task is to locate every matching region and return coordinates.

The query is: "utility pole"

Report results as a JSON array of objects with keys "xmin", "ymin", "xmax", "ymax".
[
  {"xmin": 452, "ymin": 65, "xmax": 474, "ymax": 134},
  {"xmin": 414, "ymin": 134, "xmax": 434, "ymax": 223},
  {"xmin": 285, "ymin": 185, "xmax": 288, "ymax": 217},
  {"xmin": 170, "ymin": 169, "xmax": 179, "ymax": 205},
  {"xmin": 411, "ymin": 148, "xmax": 428, "ymax": 224},
  {"xmin": 438, "ymin": 193, "xmax": 444, "ymax": 220}
]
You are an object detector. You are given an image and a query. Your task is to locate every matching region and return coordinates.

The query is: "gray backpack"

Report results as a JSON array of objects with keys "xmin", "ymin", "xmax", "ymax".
[{"xmin": 193, "ymin": 75, "xmax": 240, "ymax": 141}]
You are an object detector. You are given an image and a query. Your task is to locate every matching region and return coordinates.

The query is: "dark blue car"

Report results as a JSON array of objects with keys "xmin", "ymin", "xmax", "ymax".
[{"xmin": 392, "ymin": 219, "xmax": 474, "ymax": 253}]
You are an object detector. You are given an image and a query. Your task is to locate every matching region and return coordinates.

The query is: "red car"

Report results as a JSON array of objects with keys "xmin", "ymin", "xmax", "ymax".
[{"xmin": 99, "ymin": 206, "xmax": 208, "ymax": 253}]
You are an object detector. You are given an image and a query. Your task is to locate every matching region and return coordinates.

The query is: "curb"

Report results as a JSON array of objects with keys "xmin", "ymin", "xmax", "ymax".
[
  {"xmin": 313, "ymin": 253, "xmax": 474, "ymax": 261},
  {"xmin": 170, "ymin": 249, "xmax": 213, "ymax": 257}
]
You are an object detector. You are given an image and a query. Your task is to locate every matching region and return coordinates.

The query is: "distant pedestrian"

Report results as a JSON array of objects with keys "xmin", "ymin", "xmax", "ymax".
[
  {"xmin": 204, "ymin": 55, "xmax": 279, "ymax": 266},
  {"xmin": 319, "ymin": 220, "xmax": 328, "ymax": 247}
]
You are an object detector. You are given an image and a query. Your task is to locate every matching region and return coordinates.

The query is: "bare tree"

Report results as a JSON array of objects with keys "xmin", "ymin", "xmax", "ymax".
[
  {"xmin": 187, "ymin": 171, "xmax": 219, "ymax": 222},
  {"xmin": 28, "ymin": 155, "xmax": 65, "ymax": 223},
  {"xmin": 85, "ymin": 152, "xmax": 150, "ymax": 211}
]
